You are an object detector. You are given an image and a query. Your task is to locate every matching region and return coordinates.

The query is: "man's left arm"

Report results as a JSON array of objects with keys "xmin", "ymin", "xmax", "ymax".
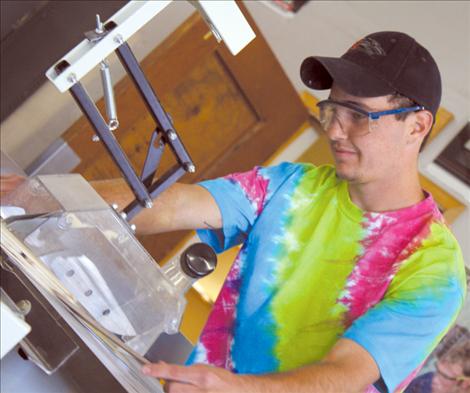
[{"xmin": 142, "ymin": 338, "xmax": 379, "ymax": 393}]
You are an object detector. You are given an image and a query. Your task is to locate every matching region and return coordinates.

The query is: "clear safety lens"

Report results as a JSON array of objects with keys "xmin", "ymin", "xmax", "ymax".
[
  {"xmin": 318, "ymin": 102, "xmax": 374, "ymax": 136},
  {"xmin": 368, "ymin": 117, "xmax": 380, "ymax": 132}
]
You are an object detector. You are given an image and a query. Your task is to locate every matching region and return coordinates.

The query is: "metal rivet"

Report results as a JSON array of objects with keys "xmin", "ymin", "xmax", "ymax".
[
  {"xmin": 16, "ymin": 300, "xmax": 32, "ymax": 316},
  {"xmin": 102, "ymin": 309, "xmax": 110, "ymax": 316},
  {"xmin": 67, "ymin": 74, "xmax": 77, "ymax": 84},
  {"xmin": 167, "ymin": 130, "xmax": 177, "ymax": 140},
  {"xmin": 66, "ymin": 269, "xmax": 75, "ymax": 277},
  {"xmin": 84, "ymin": 290, "xmax": 93, "ymax": 296},
  {"xmin": 185, "ymin": 163, "xmax": 196, "ymax": 173},
  {"xmin": 67, "ymin": 74, "xmax": 77, "ymax": 83},
  {"xmin": 108, "ymin": 119, "xmax": 119, "ymax": 131},
  {"xmin": 114, "ymin": 34, "xmax": 124, "ymax": 44}
]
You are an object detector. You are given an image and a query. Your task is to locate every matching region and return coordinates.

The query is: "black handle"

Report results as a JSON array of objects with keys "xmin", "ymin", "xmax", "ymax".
[{"xmin": 180, "ymin": 243, "xmax": 217, "ymax": 278}]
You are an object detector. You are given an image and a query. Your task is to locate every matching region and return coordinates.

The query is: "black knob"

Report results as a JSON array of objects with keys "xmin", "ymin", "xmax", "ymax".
[{"xmin": 180, "ymin": 243, "xmax": 217, "ymax": 278}]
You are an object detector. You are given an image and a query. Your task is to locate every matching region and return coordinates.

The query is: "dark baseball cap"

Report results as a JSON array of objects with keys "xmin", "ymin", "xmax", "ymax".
[{"xmin": 300, "ymin": 31, "xmax": 441, "ymax": 119}]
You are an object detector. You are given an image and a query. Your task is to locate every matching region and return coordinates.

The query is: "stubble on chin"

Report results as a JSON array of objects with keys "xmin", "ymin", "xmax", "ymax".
[{"xmin": 335, "ymin": 167, "xmax": 358, "ymax": 183}]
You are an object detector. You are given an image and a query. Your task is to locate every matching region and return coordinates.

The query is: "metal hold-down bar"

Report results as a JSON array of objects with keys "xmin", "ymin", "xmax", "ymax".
[
  {"xmin": 60, "ymin": 29, "xmax": 193, "ymax": 220},
  {"xmin": 68, "ymin": 80, "xmax": 153, "ymax": 209},
  {"xmin": 141, "ymin": 130, "xmax": 165, "ymax": 188},
  {"xmin": 110, "ymin": 40, "xmax": 195, "ymax": 220},
  {"xmin": 48, "ymin": 0, "xmax": 255, "ymax": 221},
  {"xmin": 124, "ymin": 164, "xmax": 187, "ymax": 220},
  {"xmin": 115, "ymin": 42, "xmax": 194, "ymax": 170}
]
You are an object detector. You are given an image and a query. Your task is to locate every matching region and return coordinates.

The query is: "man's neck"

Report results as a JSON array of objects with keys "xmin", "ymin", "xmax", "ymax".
[{"xmin": 348, "ymin": 171, "xmax": 425, "ymax": 213}]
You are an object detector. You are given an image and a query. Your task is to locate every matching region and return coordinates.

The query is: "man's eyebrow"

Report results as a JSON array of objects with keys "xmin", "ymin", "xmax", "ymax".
[{"xmin": 345, "ymin": 100, "xmax": 374, "ymax": 111}]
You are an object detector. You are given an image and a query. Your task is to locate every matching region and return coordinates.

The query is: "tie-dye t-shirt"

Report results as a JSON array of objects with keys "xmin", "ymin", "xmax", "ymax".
[{"xmin": 187, "ymin": 163, "xmax": 466, "ymax": 393}]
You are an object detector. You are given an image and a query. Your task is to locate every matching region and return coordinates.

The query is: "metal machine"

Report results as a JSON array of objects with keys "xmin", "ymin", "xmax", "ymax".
[
  {"xmin": 0, "ymin": 1, "xmax": 255, "ymax": 391},
  {"xmin": 46, "ymin": 0, "xmax": 255, "ymax": 221}
]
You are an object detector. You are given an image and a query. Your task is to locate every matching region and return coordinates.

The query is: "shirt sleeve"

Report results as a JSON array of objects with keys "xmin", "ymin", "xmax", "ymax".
[
  {"xmin": 196, "ymin": 162, "xmax": 307, "ymax": 253},
  {"xmin": 343, "ymin": 244, "xmax": 466, "ymax": 393}
]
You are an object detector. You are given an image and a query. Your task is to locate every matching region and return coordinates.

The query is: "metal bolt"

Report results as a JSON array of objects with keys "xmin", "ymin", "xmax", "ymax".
[
  {"xmin": 145, "ymin": 200, "xmax": 153, "ymax": 209},
  {"xmin": 66, "ymin": 269, "xmax": 75, "ymax": 277},
  {"xmin": 29, "ymin": 179, "xmax": 43, "ymax": 195},
  {"xmin": 114, "ymin": 34, "xmax": 124, "ymax": 44},
  {"xmin": 130, "ymin": 224, "xmax": 136, "ymax": 233},
  {"xmin": 108, "ymin": 119, "xmax": 119, "ymax": 131},
  {"xmin": 185, "ymin": 163, "xmax": 196, "ymax": 173},
  {"xmin": 111, "ymin": 203, "xmax": 119, "ymax": 210},
  {"xmin": 120, "ymin": 212, "xmax": 127, "ymax": 220},
  {"xmin": 92, "ymin": 134, "xmax": 100, "ymax": 142},
  {"xmin": 167, "ymin": 130, "xmax": 177, "ymax": 141},
  {"xmin": 67, "ymin": 74, "xmax": 77, "ymax": 84},
  {"xmin": 15, "ymin": 300, "xmax": 32, "ymax": 317},
  {"xmin": 57, "ymin": 215, "xmax": 72, "ymax": 230},
  {"xmin": 95, "ymin": 14, "xmax": 104, "ymax": 34}
]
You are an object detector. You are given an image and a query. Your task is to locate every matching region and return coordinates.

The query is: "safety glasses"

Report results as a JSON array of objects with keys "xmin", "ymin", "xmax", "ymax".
[{"xmin": 316, "ymin": 99, "xmax": 424, "ymax": 137}]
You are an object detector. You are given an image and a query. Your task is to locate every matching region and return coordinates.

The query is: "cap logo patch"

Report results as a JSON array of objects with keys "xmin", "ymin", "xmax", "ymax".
[{"xmin": 349, "ymin": 38, "xmax": 386, "ymax": 57}]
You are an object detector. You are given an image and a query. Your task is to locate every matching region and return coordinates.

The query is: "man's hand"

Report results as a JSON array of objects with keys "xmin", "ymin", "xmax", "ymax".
[
  {"xmin": 0, "ymin": 174, "xmax": 25, "ymax": 199},
  {"xmin": 141, "ymin": 339, "xmax": 379, "ymax": 393},
  {"xmin": 142, "ymin": 362, "xmax": 257, "ymax": 393}
]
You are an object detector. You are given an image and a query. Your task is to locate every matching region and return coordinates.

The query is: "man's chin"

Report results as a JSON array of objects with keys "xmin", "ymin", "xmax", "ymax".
[{"xmin": 335, "ymin": 168, "xmax": 358, "ymax": 183}]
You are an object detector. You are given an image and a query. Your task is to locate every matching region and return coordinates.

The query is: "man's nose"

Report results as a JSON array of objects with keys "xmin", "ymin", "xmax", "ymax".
[{"xmin": 324, "ymin": 117, "xmax": 348, "ymax": 141}]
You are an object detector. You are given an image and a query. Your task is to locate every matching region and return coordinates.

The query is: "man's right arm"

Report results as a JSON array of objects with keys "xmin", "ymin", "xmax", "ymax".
[
  {"xmin": 90, "ymin": 178, "xmax": 222, "ymax": 236},
  {"xmin": 1, "ymin": 175, "xmax": 222, "ymax": 236}
]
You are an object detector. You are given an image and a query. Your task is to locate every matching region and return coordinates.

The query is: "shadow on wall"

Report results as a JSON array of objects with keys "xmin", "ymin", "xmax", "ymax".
[{"xmin": 0, "ymin": 0, "xmax": 126, "ymax": 121}]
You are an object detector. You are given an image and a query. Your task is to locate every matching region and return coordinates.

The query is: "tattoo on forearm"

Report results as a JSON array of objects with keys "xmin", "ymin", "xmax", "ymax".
[{"xmin": 203, "ymin": 221, "xmax": 216, "ymax": 230}]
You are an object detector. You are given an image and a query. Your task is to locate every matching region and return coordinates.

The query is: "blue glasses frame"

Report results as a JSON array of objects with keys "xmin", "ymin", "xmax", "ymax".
[{"xmin": 317, "ymin": 99, "xmax": 424, "ymax": 121}]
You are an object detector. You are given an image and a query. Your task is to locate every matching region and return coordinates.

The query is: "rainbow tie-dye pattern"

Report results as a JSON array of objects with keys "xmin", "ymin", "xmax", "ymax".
[{"xmin": 187, "ymin": 163, "xmax": 466, "ymax": 393}]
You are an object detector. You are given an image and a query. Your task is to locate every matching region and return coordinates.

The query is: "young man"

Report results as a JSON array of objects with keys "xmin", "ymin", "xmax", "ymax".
[
  {"xmin": 137, "ymin": 31, "xmax": 466, "ymax": 393},
  {"xmin": 0, "ymin": 32, "xmax": 466, "ymax": 393}
]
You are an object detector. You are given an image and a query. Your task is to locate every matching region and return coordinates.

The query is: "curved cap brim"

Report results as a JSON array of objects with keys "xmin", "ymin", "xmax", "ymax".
[{"xmin": 300, "ymin": 56, "xmax": 394, "ymax": 97}]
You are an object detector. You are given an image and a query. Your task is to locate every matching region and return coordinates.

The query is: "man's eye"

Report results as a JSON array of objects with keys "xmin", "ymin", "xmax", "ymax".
[
  {"xmin": 351, "ymin": 112, "xmax": 367, "ymax": 122},
  {"xmin": 325, "ymin": 104, "xmax": 335, "ymax": 112}
]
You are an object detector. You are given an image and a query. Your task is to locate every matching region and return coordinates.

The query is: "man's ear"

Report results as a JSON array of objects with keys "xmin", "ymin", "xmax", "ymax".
[{"xmin": 409, "ymin": 110, "xmax": 433, "ymax": 145}]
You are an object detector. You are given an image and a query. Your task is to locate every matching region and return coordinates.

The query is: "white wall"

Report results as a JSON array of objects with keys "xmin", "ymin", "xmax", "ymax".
[{"xmin": 245, "ymin": 1, "xmax": 470, "ymax": 106}]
